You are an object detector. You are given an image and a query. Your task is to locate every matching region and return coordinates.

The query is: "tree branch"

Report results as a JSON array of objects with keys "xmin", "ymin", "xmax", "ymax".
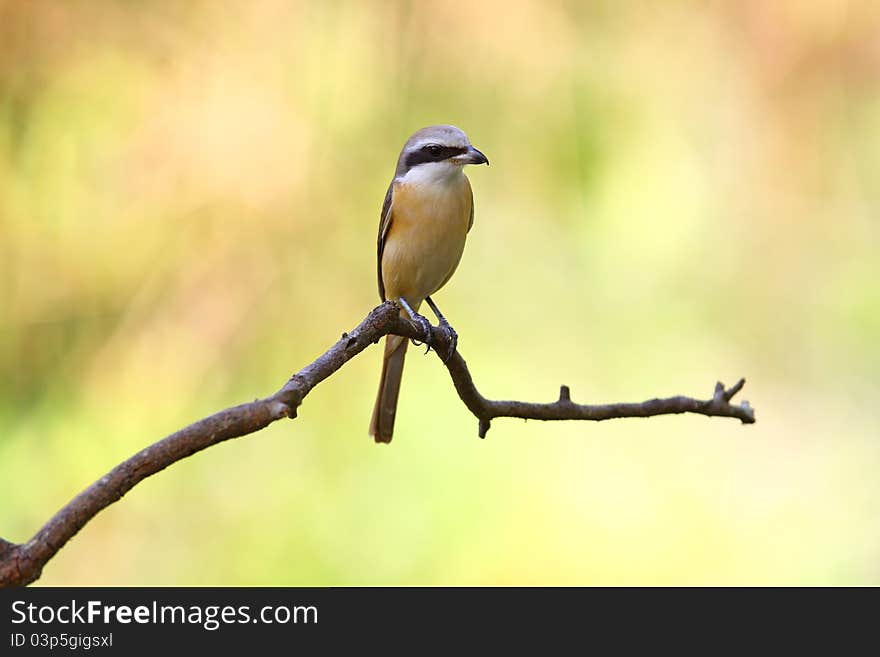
[{"xmin": 0, "ymin": 301, "xmax": 754, "ymax": 587}]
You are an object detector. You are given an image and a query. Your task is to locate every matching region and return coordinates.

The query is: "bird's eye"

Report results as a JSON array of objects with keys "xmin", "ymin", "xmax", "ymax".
[{"xmin": 423, "ymin": 144, "xmax": 443, "ymax": 156}]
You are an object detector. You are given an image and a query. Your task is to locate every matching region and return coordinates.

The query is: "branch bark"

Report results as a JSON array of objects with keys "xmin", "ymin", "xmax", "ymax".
[{"xmin": 0, "ymin": 301, "xmax": 755, "ymax": 587}]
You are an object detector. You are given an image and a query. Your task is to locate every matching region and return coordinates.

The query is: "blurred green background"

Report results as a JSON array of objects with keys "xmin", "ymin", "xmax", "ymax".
[{"xmin": 1, "ymin": 0, "xmax": 878, "ymax": 585}]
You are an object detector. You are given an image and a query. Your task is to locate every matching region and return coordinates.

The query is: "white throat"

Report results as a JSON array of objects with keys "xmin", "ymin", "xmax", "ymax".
[{"xmin": 400, "ymin": 161, "xmax": 464, "ymax": 187}]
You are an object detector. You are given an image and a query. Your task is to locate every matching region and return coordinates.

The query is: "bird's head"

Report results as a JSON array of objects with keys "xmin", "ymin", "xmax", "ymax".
[{"xmin": 395, "ymin": 125, "xmax": 488, "ymax": 182}]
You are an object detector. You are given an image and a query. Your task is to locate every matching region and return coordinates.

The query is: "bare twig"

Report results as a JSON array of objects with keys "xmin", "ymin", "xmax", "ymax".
[{"xmin": 0, "ymin": 301, "xmax": 754, "ymax": 586}]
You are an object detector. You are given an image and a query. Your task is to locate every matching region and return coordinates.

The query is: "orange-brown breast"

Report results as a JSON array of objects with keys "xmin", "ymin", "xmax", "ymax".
[{"xmin": 381, "ymin": 174, "xmax": 472, "ymax": 307}]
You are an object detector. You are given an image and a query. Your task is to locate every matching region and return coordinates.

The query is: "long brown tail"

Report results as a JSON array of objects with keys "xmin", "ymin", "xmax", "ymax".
[{"xmin": 369, "ymin": 334, "xmax": 408, "ymax": 443}]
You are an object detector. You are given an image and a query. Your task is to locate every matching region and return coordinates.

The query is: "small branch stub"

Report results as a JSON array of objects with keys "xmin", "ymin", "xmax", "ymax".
[{"xmin": 725, "ymin": 378, "xmax": 746, "ymax": 401}]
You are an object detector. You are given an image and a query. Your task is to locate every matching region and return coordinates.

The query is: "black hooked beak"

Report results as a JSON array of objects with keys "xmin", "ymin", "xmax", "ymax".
[{"xmin": 466, "ymin": 146, "xmax": 489, "ymax": 166}]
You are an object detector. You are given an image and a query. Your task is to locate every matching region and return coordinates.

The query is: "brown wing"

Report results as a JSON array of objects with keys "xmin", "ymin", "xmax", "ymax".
[{"xmin": 377, "ymin": 182, "xmax": 394, "ymax": 301}]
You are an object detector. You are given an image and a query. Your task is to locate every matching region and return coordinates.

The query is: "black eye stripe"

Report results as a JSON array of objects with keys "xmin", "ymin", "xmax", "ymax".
[{"xmin": 403, "ymin": 145, "xmax": 467, "ymax": 169}]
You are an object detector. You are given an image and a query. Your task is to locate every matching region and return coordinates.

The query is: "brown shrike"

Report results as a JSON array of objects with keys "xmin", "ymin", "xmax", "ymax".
[{"xmin": 369, "ymin": 125, "xmax": 489, "ymax": 443}]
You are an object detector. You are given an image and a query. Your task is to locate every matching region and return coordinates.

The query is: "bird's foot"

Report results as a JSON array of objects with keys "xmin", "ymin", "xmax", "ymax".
[
  {"xmin": 438, "ymin": 318, "xmax": 458, "ymax": 363},
  {"xmin": 409, "ymin": 313, "xmax": 435, "ymax": 353}
]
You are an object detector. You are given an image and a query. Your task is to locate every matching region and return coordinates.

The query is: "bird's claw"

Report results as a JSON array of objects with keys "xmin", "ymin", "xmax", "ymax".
[
  {"xmin": 438, "ymin": 319, "xmax": 457, "ymax": 363},
  {"xmin": 409, "ymin": 313, "xmax": 434, "ymax": 353}
]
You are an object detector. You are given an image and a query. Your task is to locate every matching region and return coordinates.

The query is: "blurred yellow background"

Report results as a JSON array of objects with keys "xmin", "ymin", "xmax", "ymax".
[{"xmin": 1, "ymin": 0, "xmax": 878, "ymax": 585}]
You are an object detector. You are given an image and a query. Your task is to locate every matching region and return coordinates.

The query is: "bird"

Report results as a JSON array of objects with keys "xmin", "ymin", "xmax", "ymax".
[{"xmin": 369, "ymin": 125, "xmax": 489, "ymax": 443}]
